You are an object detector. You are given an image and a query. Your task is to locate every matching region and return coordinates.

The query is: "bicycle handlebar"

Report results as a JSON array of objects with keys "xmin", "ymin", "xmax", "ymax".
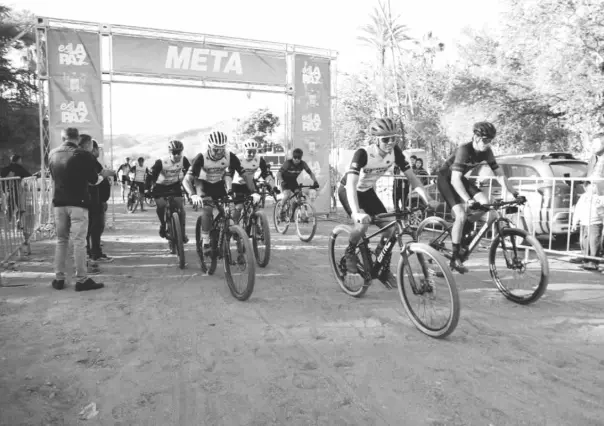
[{"xmin": 470, "ymin": 198, "xmax": 526, "ymax": 212}]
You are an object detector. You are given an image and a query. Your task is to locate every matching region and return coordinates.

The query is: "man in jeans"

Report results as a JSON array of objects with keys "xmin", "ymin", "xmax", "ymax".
[{"xmin": 49, "ymin": 127, "xmax": 112, "ymax": 291}]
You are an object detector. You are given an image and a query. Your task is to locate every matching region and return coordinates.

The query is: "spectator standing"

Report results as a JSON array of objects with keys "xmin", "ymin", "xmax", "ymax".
[
  {"xmin": 414, "ymin": 158, "xmax": 430, "ymax": 185},
  {"xmin": 48, "ymin": 127, "xmax": 111, "ymax": 291},
  {"xmin": 1, "ymin": 154, "xmax": 32, "ymax": 224},
  {"xmin": 571, "ymin": 182, "xmax": 604, "ymax": 271},
  {"xmin": 587, "ymin": 133, "xmax": 604, "ymax": 194}
]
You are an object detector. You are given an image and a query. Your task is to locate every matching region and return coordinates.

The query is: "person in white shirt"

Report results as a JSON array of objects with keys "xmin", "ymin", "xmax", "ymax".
[{"xmin": 571, "ymin": 182, "xmax": 604, "ymax": 271}]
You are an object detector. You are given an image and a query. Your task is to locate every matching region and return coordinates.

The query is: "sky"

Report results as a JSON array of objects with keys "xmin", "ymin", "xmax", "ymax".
[{"xmin": 10, "ymin": 0, "xmax": 504, "ymax": 135}]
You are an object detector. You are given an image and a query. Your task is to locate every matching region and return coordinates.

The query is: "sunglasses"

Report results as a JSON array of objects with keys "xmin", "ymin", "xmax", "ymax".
[
  {"xmin": 379, "ymin": 136, "xmax": 397, "ymax": 143},
  {"xmin": 293, "ymin": 156, "xmax": 302, "ymax": 160},
  {"xmin": 171, "ymin": 151, "xmax": 183, "ymax": 156},
  {"xmin": 246, "ymin": 149, "xmax": 256, "ymax": 154}
]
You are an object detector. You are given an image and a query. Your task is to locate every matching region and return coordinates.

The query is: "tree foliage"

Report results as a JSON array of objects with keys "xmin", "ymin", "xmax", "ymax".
[
  {"xmin": 238, "ymin": 108, "xmax": 280, "ymax": 140},
  {"xmin": 0, "ymin": 5, "xmax": 39, "ymax": 170}
]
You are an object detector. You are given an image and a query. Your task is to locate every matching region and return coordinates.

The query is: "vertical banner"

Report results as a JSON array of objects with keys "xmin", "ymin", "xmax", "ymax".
[
  {"xmin": 46, "ymin": 29, "xmax": 103, "ymax": 149},
  {"xmin": 293, "ymin": 55, "xmax": 331, "ymax": 214}
]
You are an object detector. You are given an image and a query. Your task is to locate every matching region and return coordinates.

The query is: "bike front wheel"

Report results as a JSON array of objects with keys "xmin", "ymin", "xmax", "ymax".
[
  {"xmin": 489, "ymin": 227, "xmax": 549, "ymax": 305},
  {"xmin": 273, "ymin": 200, "xmax": 290, "ymax": 234},
  {"xmin": 251, "ymin": 211, "xmax": 271, "ymax": 267},
  {"xmin": 397, "ymin": 243, "xmax": 460, "ymax": 338},
  {"xmin": 328, "ymin": 225, "xmax": 372, "ymax": 298},
  {"xmin": 295, "ymin": 202, "xmax": 317, "ymax": 242},
  {"xmin": 145, "ymin": 196, "xmax": 156, "ymax": 207},
  {"xmin": 223, "ymin": 224, "xmax": 255, "ymax": 301},
  {"xmin": 172, "ymin": 212, "xmax": 185, "ymax": 269}
]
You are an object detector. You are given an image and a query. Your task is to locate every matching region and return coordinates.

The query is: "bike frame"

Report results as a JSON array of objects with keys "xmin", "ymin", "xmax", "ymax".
[
  {"xmin": 428, "ymin": 203, "xmax": 518, "ymax": 261},
  {"xmin": 163, "ymin": 195, "xmax": 184, "ymax": 242},
  {"xmin": 209, "ymin": 197, "xmax": 237, "ymax": 260},
  {"xmin": 356, "ymin": 210, "xmax": 429, "ymax": 285}
]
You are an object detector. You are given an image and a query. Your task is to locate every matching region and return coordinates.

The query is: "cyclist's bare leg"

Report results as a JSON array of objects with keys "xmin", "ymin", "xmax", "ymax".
[
  {"xmin": 155, "ymin": 197, "xmax": 167, "ymax": 237},
  {"xmin": 451, "ymin": 203, "xmax": 470, "ymax": 273},
  {"xmin": 200, "ymin": 197, "xmax": 214, "ymax": 254}
]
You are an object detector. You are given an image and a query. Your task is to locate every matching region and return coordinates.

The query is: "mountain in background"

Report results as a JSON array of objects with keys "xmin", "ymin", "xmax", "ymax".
[{"xmin": 102, "ymin": 120, "xmax": 285, "ymax": 167}]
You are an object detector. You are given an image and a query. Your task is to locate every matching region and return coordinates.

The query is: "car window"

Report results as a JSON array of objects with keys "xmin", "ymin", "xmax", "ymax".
[
  {"xmin": 505, "ymin": 164, "xmax": 539, "ymax": 187},
  {"xmin": 549, "ymin": 162, "xmax": 587, "ymax": 178}
]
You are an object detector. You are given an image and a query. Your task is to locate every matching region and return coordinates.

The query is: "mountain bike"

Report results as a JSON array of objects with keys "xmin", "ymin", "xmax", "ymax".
[
  {"xmin": 144, "ymin": 190, "xmax": 156, "ymax": 207},
  {"xmin": 415, "ymin": 198, "xmax": 548, "ymax": 305},
  {"xmin": 163, "ymin": 195, "xmax": 185, "ymax": 269},
  {"xmin": 126, "ymin": 187, "xmax": 144, "ymax": 213},
  {"xmin": 328, "ymin": 208, "xmax": 460, "ymax": 339},
  {"xmin": 235, "ymin": 193, "xmax": 271, "ymax": 267},
  {"xmin": 195, "ymin": 195, "xmax": 255, "ymax": 301},
  {"xmin": 273, "ymin": 184, "xmax": 317, "ymax": 242}
]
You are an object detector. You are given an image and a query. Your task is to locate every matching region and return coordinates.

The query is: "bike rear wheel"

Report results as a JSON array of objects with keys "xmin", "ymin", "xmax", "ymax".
[
  {"xmin": 328, "ymin": 225, "xmax": 372, "ymax": 297},
  {"xmin": 489, "ymin": 227, "xmax": 549, "ymax": 304},
  {"xmin": 195, "ymin": 216, "xmax": 217, "ymax": 275},
  {"xmin": 415, "ymin": 216, "xmax": 453, "ymax": 257},
  {"xmin": 397, "ymin": 243, "xmax": 460, "ymax": 338},
  {"xmin": 273, "ymin": 200, "xmax": 289, "ymax": 234},
  {"xmin": 251, "ymin": 211, "xmax": 271, "ymax": 267},
  {"xmin": 223, "ymin": 225, "xmax": 255, "ymax": 301},
  {"xmin": 172, "ymin": 213, "xmax": 185, "ymax": 269},
  {"xmin": 145, "ymin": 196, "xmax": 156, "ymax": 207},
  {"xmin": 295, "ymin": 202, "xmax": 317, "ymax": 242}
]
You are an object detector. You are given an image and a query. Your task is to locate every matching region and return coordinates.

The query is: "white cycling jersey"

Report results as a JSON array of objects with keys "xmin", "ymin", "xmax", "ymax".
[
  {"xmin": 342, "ymin": 144, "xmax": 410, "ymax": 192},
  {"xmin": 156, "ymin": 157, "xmax": 185, "ymax": 186}
]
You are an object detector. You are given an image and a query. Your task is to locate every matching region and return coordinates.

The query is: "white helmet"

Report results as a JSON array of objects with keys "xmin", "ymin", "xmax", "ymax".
[
  {"xmin": 207, "ymin": 131, "xmax": 228, "ymax": 148},
  {"xmin": 243, "ymin": 139, "xmax": 259, "ymax": 150}
]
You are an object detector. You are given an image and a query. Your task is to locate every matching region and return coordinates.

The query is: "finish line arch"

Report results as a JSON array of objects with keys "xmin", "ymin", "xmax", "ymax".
[{"xmin": 34, "ymin": 17, "xmax": 338, "ymax": 215}]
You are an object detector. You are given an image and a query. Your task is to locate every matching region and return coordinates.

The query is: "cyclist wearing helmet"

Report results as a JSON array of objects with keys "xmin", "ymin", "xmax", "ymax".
[
  {"xmin": 276, "ymin": 147, "xmax": 319, "ymax": 221},
  {"xmin": 340, "ymin": 116, "xmax": 438, "ymax": 287},
  {"xmin": 231, "ymin": 138, "xmax": 276, "ymax": 222},
  {"xmin": 149, "ymin": 140, "xmax": 190, "ymax": 243},
  {"xmin": 183, "ymin": 131, "xmax": 255, "ymax": 257},
  {"xmin": 437, "ymin": 121, "xmax": 519, "ymax": 273},
  {"xmin": 118, "ymin": 157, "xmax": 132, "ymax": 201},
  {"xmin": 128, "ymin": 157, "xmax": 149, "ymax": 212}
]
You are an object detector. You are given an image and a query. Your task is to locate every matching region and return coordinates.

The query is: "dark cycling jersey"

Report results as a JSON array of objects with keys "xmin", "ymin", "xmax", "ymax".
[
  {"xmin": 340, "ymin": 144, "xmax": 410, "ymax": 192},
  {"xmin": 279, "ymin": 159, "xmax": 312, "ymax": 184},
  {"xmin": 439, "ymin": 141, "xmax": 499, "ymax": 176}
]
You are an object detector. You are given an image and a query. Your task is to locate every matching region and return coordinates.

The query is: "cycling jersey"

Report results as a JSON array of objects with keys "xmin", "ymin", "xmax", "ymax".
[
  {"xmin": 119, "ymin": 163, "xmax": 131, "ymax": 174},
  {"xmin": 439, "ymin": 141, "xmax": 499, "ymax": 176},
  {"xmin": 232, "ymin": 155, "xmax": 270, "ymax": 185},
  {"xmin": 188, "ymin": 151, "xmax": 246, "ymax": 183},
  {"xmin": 279, "ymin": 159, "xmax": 312, "ymax": 182},
  {"xmin": 152, "ymin": 156, "xmax": 190, "ymax": 186},
  {"xmin": 340, "ymin": 144, "xmax": 410, "ymax": 192},
  {"xmin": 132, "ymin": 165, "xmax": 148, "ymax": 183}
]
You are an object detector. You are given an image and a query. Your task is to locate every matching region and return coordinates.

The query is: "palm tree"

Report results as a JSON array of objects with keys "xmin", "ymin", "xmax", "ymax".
[{"xmin": 357, "ymin": 1, "xmax": 415, "ymax": 116}]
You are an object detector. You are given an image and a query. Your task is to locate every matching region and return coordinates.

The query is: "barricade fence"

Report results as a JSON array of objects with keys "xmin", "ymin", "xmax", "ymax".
[
  {"xmin": 367, "ymin": 173, "xmax": 603, "ymax": 262},
  {"xmin": 0, "ymin": 176, "xmax": 54, "ymax": 285}
]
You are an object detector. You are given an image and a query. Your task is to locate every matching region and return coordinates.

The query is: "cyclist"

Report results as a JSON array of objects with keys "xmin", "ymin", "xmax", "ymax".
[
  {"xmin": 231, "ymin": 138, "xmax": 276, "ymax": 223},
  {"xmin": 276, "ymin": 148, "xmax": 319, "ymax": 221},
  {"xmin": 118, "ymin": 157, "xmax": 132, "ymax": 201},
  {"xmin": 437, "ymin": 121, "xmax": 520, "ymax": 273},
  {"xmin": 340, "ymin": 117, "xmax": 439, "ymax": 286},
  {"xmin": 183, "ymin": 131, "xmax": 255, "ymax": 256},
  {"xmin": 149, "ymin": 140, "xmax": 190, "ymax": 243},
  {"xmin": 128, "ymin": 157, "xmax": 149, "ymax": 212}
]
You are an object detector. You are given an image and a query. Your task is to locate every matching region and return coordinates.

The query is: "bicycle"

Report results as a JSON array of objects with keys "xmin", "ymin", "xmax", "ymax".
[
  {"xmin": 162, "ymin": 195, "xmax": 186, "ymax": 270},
  {"xmin": 126, "ymin": 187, "xmax": 144, "ymax": 213},
  {"xmin": 195, "ymin": 195, "xmax": 256, "ymax": 301},
  {"xmin": 235, "ymin": 193, "xmax": 271, "ymax": 267},
  {"xmin": 415, "ymin": 198, "xmax": 549, "ymax": 305},
  {"xmin": 273, "ymin": 184, "xmax": 317, "ymax": 242},
  {"xmin": 328, "ymin": 208, "xmax": 460, "ymax": 339},
  {"xmin": 144, "ymin": 190, "xmax": 156, "ymax": 208}
]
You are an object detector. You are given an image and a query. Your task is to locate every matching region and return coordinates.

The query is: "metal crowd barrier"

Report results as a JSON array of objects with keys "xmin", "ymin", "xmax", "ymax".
[{"xmin": 0, "ymin": 176, "xmax": 55, "ymax": 286}]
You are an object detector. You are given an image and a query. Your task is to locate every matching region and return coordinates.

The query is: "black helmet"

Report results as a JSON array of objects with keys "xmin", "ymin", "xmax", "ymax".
[
  {"xmin": 168, "ymin": 140, "xmax": 184, "ymax": 152},
  {"xmin": 369, "ymin": 117, "xmax": 398, "ymax": 137},
  {"xmin": 473, "ymin": 122, "xmax": 497, "ymax": 139},
  {"xmin": 137, "ymin": 157, "xmax": 144, "ymax": 162}
]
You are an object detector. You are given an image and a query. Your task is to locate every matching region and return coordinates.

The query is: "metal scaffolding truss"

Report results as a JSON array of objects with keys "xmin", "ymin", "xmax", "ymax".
[{"xmin": 34, "ymin": 16, "xmax": 339, "ymax": 221}]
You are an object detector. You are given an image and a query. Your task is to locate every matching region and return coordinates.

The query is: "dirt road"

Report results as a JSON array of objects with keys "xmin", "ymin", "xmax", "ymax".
[{"xmin": 1, "ymin": 200, "xmax": 604, "ymax": 425}]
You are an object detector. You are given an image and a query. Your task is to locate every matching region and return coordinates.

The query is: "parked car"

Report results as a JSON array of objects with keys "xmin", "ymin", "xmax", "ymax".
[{"xmin": 409, "ymin": 152, "xmax": 587, "ymax": 239}]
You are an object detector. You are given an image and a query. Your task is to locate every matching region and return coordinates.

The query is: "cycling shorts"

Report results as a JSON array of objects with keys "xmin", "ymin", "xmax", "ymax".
[
  {"xmin": 121, "ymin": 175, "xmax": 131, "ymax": 183},
  {"xmin": 437, "ymin": 174, "xmax": 481, "ymax": 208},
  {"xmin": 130, "ymin": 181, "xmax": 145, "ymax": 193},
  {"xmin": 199, "ymin": 180, "xmax": 227, "ymax": 200},
  {"xmin": 337, "ymin": 186, "xmax": 387, "ymax": 218},
  {"xmin": 153, "ymin": 183, "xmax": 183, "ymax": 198},
  {"xmin": 280, "ymin": 179, "xmax": 299, "ymax": 191}
]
